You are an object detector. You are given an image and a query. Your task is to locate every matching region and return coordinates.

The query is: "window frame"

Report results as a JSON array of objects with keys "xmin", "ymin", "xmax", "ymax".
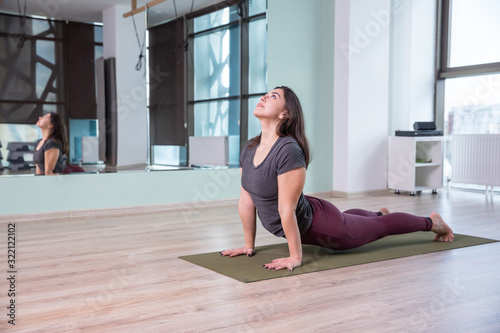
[
  {"xmin": 147, "ymin": 0, "xmax": 268, "ymax": 167},
  {"xmin": 437, "ymin": 0, "xmax": 500, "ymax": 79},
  {"xmin": 435, "ymin": 0, "xmax": 500, "ymax": 128},
  {"xmin": 0, "ymin": 13, "xmax": 66, "ymax": 123},
  {"xmin": 186, "ymin": 0, "xmax": 267, "ymax": 158}
]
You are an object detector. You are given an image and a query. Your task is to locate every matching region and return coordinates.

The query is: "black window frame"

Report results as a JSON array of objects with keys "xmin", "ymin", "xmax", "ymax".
[
  {"xmin": 147, "ymin": 0, "xmax": 267, "ymax": 167},
  {"xmin": 187, "ymin": 0, "xmax": 267, "ymax": 154},
  {"xmin": 435, "ymin": 0, "xmax": 500, "ymax": 127}
]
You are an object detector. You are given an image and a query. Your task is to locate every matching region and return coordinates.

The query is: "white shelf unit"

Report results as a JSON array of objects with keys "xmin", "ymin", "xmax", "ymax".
[{"xmin": 387, "ymin": 136, "xmax": 444, "ymax": 195}]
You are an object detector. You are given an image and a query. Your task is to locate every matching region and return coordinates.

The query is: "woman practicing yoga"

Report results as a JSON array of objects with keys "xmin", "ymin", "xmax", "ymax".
[
  {"xmin": 34, "ymin": 112, "xmax": 68, "ymax": 175},
  {"xmin": 221, "ymin": 86, "xmax": 454, "ymax": 272}
]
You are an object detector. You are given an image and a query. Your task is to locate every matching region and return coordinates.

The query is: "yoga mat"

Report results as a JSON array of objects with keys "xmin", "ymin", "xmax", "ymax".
[{"xmin": 179, "ymin": 232, "xmax": 498, "ymax": 283}]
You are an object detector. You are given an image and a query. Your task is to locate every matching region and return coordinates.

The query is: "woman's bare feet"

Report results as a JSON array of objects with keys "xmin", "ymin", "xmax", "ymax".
[
  {"xmin": 379, "ymin": 207, "xmax": 390, "ymax": 215},
  {"xmin": 430, "ymin": 212, "xmax": 454, "ymax": 242}
]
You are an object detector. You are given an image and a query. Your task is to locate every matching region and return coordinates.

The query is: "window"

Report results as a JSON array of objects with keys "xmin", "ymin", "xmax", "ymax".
[
  {"xmin": 149, "ymin": 0, "xmax": 267, "ymax": 167},
  {"xmin": 190, "ymin": 5, "xmax": 241, "ymax": 167},
  {"xmin": 0, "ymin": 14, "xmax": 65, "ymax": 171},
  {"xmin": 448, "ymin": 1, "xmax": 500, "ymax": 68},
  {"xmin": 439, "ymin": 0, "xmax": 500, "ymax": 136},
  {"xmin": 437, "ymin": 0, "xmax": 500, "ymax": 181},
  {"xmin": 0, "ymin": 14, "xmax": 65, "ymax": 124}
]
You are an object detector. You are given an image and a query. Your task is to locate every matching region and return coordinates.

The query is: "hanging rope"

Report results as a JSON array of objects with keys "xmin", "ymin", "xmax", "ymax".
[
  {"xmin": 131, "ymin": 4, "xmax": 147, "ymax": 71},
  {"xmin": 173, "ymin": 0, "xmax": 178, "ymax": 18},
  {"xmin": 176, "ymin": 0, "xmax": 193, "ymax": 53}
]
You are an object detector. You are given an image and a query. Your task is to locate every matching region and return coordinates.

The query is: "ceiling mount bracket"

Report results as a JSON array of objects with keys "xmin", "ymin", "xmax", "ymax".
[{"xmin": 123, "ymin": 0, "xmax": 167, "ymax": 18}]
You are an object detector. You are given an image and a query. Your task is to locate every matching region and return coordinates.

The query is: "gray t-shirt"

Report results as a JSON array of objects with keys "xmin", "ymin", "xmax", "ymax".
[
  {"xmin": 33, "ymin": 138, "xmax": 65, "ymax": 174},
  {"xmin": 240, "ymin": 136, "xmax": 313, "ymax": 237}
]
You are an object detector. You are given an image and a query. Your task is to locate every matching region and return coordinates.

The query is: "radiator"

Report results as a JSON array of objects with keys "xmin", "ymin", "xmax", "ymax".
[
  {"xmin": 451, "ymin": 134, "xmax": 500, "ymax": 186},
  {"xmin": 189, "ymin": 136, "xmax": 229, "ymax": 167}
]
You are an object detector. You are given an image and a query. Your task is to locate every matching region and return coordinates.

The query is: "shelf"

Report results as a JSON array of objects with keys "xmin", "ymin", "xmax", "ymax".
[
  {"xmin": 387, "ymin": 136, "xmax": 444, "ymax": 194},
  {"xmin": 415, "ymin": 162, "xmax": 441, "ymax": 167}
]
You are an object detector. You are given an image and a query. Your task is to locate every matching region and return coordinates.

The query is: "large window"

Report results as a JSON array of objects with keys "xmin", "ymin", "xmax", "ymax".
[
  {"xmin": 0, "ymin": 15, "xmax": 65, "ymax": 122},
  {"xmin": 150, "ymin": 0, "xmax": 267, "ymax": 167},
  {"xmin": 437, "ymin": 0, "xmax": 500, "ymax": 180}
]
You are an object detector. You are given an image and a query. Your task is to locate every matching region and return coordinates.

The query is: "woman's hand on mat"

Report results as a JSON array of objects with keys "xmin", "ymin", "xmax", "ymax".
[
  {"xmin": 220, "ymin": 246, "xmax": 255, "ymax": 257},
  {"xmin": 263, "ymin": 256, "xmax": 302, "ymax": 272}
]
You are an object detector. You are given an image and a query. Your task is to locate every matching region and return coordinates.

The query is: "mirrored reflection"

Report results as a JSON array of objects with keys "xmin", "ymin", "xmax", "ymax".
[{"xmin": 1, "ymin": 0, "xmax": 268, "ymax": 177}]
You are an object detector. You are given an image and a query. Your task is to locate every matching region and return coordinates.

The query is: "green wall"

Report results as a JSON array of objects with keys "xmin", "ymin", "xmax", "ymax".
[
  {"xmin": 0, "ymin": 168, "xmax": 241, "ymax": 216},
  {"xmin": 268, "ymin": 0, "xmax": 335, "ymax": 194}
]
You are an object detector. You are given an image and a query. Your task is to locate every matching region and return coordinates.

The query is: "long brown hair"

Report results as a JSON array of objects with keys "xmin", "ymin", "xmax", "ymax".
[
  {"xmin": 248, "ymin": 86, "xmax": 311, "ymax": 168},
  {"xmin": 47, "ymin": 112, "xmax": 68, "ymax": 155}
]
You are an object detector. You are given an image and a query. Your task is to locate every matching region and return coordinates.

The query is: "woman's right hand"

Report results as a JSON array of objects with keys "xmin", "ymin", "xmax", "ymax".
[{"xmin": 220, "ymin": 246, "xmax": 255, "ymax": 257}]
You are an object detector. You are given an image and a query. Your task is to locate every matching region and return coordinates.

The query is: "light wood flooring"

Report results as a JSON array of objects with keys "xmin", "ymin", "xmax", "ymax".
[{"xmin": 1, "ymin": 189, "xmax": 499, "ymax": 332}]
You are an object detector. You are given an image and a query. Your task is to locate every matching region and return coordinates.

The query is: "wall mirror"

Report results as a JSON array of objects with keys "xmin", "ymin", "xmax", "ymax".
[{"xmin": 0, "ymin": 0, "xmax": 267, "ymax": 177}]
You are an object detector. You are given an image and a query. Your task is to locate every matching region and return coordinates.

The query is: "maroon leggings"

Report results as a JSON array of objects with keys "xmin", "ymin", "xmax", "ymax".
[{"xmin": 300, "ymin": 196, "xmax": 433, "ymax": 250}]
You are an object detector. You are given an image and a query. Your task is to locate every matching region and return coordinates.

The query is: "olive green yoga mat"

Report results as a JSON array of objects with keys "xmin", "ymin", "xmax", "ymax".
[{"xmin": 179, "ymin": 232, "xmax": 498, "ymax": 283}]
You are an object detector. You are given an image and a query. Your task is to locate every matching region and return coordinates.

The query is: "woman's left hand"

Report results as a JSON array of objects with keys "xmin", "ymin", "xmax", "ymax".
[{"xmin": 263, "ymin": 256, "xmax": 302, "ymax": 272}]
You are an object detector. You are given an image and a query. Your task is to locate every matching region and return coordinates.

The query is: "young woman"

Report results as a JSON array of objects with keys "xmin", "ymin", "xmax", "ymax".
[
  {"xmin": 221, "ymin": 86, "xmax": 454, "ymax": 272},
  {"xmin": 34, "ymin": 112, "xmax": 68, "ymax": 175}
]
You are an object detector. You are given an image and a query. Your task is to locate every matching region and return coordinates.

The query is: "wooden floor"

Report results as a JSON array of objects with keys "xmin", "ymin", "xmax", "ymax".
[{"xmin": 1, "ymin": 189, "xmax": 499, "ymax": 332}]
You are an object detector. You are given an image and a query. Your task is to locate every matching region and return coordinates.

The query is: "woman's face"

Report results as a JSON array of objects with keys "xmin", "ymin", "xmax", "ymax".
[
  {"xmin": 36, "ymin": 113, "xmax": 53, "ymax": 130},
  {"xmin": 253, "ymin": 88, "xmax": 287, "ymax": 120}
]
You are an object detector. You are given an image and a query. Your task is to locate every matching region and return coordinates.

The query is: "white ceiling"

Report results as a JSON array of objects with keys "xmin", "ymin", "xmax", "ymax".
[{"xmin": 0, "ymin": 0, "xmax": 225, "ymax": 26}]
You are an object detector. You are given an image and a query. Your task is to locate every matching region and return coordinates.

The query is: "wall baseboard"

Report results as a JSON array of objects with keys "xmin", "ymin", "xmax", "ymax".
[{"xmin": 330, "ymin": 189, "xmax": 390, "ymax": 198}]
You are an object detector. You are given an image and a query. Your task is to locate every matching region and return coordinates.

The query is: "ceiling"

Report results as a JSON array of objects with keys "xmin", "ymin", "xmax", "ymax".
[{"xmin": 0, "ymin": 0, "xmax": 226, "ymax": 26}]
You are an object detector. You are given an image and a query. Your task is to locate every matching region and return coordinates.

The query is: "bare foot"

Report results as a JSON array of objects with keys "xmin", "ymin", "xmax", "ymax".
[
  {"xmin": 430, "ymin": 212, "xmax": 454, "ymax": 242},
  {"xmin": 379, "ymin": 207, "xmax": 390, "ymax": 215}
]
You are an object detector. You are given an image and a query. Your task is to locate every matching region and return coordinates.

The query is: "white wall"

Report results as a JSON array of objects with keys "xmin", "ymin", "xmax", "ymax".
[
  {"xmin": 389, "ymin": 0, "xmax": 437, "ymax": 133},
  {"xmin": 333, "ymin": 0, "xmax": 392, "ymax": 194},
  {"xmin": 103, "ymin": 5, "xmax": 148, "ymax": 167},
  {"xmin": 332, "ymin": 0, "xmax": 437, "ymax": 195}
]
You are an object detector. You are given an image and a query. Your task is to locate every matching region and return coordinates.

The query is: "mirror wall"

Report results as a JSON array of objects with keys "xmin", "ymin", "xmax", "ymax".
[{"xmin": 0, "ymin": 0, "xmax": 267, "ymax": 177}]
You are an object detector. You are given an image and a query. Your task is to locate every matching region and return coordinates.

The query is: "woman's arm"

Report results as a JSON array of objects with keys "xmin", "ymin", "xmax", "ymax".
[
  {"xmin": 221, "ymin": 169, "xmax": 257, "ymax": 257},
  {"xmin": 44, "ymin": 148, "xmax": 60, "ymax": 175},
  {"xmin": 238, "ymin": 185, "xmax": 257, "ymax": 254},
  {"xmin": 263, "ymin": 167, "xmax": 306, "ymax": 272}
]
